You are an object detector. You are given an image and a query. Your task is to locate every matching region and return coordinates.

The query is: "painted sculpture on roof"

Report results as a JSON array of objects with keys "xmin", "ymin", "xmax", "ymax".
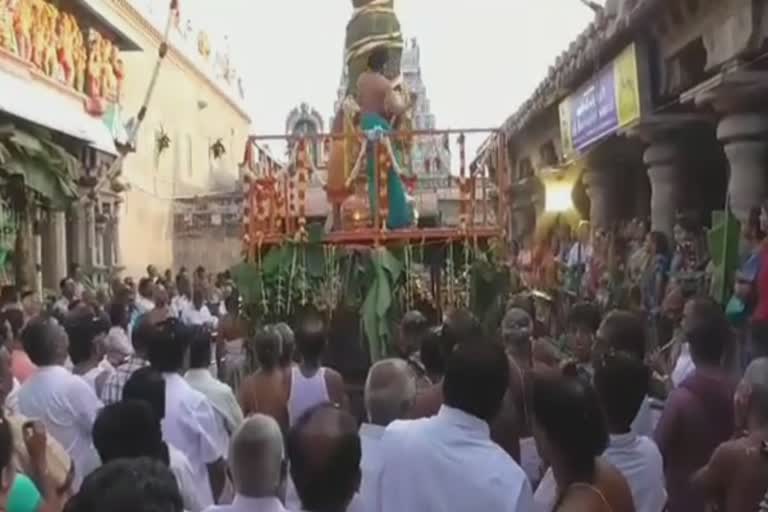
[
  {"xmin": 0, "ymin": 0, "xmax": 124, "ymax": 114},
  {"xmin": 327, "ymin": 0, "xmax": 416, "ymax": 230}
]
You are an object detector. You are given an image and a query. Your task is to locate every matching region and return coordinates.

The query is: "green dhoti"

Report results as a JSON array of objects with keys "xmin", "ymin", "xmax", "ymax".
[{"xmin": 362, "ymin": 113, "xmax": 413, "ymax": 230}]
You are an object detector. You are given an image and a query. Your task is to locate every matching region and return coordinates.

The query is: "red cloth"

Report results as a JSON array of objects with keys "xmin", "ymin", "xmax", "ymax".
[{"xmin": 752, "ymin": 243, "xmax": 768, "ymax": 322}]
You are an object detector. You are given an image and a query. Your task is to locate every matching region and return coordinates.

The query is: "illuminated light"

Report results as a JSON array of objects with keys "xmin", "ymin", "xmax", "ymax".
[
  {"xmin": 413, "ymin": 208, "xmax": 420, "ymax": 224},
  {"xmin": 545, "ymin": 180, "xmax": 574, "ymax": 213},
  {"xmin": 353, "ymin": 211, "xmax": 361, "ymax": 222}
]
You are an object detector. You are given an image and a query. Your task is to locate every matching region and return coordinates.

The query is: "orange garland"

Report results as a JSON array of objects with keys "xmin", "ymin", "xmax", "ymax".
[
  {"xmin": 296, "ymin": 139, "xmax": 309, "ymax": 241},
  {"xmin": 377, "ymin": 141, "xmax": 390, "ymax": 232}
]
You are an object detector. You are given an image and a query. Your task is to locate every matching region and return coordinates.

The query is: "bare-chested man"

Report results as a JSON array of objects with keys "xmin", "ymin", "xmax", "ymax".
[
  {"xmin": 356, "ymin": 48, "xmax": 411, "ymax": 120},
  {"xmin": 692, "ymin": 357, "xmax": 768, "ymax": 512},
  {"xmin": 355, "ymin": 47, "xmax": 416, "ymax": 230},
  {"xmin": 238, "ymin": 327, "xmax": 290, "ymax": 432}
]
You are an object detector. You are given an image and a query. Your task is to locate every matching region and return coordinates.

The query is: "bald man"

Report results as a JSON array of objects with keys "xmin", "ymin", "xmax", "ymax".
[
  {"xmin": 287, "ymin": 404, "xmax": 361, "ymax": 512},
  {"xmin": 360, "ymin": 359, "xmax": 416, "ymax": 510},
  {"xmin": 204, "ymin": 414, "xmax": 287, "ymax": 512},
  {"xmin": 692, "ymin": 358, "xmax": 768, "ymax": 512}
]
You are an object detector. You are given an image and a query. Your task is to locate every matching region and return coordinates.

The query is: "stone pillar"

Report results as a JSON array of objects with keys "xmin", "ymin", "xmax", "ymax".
[
  {"xmin": 85, "ymin": 203, "xmax": 96, "ymax": 269},
  {"xmin": 582, "ymin": 170, "xmax": 613, "ymax": 230},
  {"xmin": 644, "ymin": 143, "xmax": 685, "ymax": 238},
  {"xmin": 113, "ymin": 201, "xmax": 122, "ymax": 268},
  {"xmin": 41, "ymin": 212, "xmax": 67, "ymax": 290},
  {"xmin": 717, "ymin": 113, "xmax": 768, "ymax": 223}
]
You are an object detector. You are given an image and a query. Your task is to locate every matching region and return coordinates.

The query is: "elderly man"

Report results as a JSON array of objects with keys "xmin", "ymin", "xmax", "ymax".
[
  {"xmin": 204, "ymin": 414, "xmax": 287, "ymax": 512},
  {"xmin": 17, "ymin": 317, "xmax": 102, "ymax": 490},
  {"xmin": 692, "ymin": 357, "xmax": 768, "ymax": 512},
  {"xmin": 360, "ymin": 359, "xmax": 416, "ymax": 509},
  {"xmin": 287, "ymin": 404, "xmax": 361, "ymax": 512}
]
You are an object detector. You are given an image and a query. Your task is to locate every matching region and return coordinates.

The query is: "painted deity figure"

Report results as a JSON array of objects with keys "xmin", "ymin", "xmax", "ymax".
[
  {"xmin": 74, "ymin": 45, "xmax": 86, "ymax": 93},
  {"xmin": 12, "ymin": 0, "xmax": 31, "ymax": 61},
  {"xmin": 110, "ymin": 45, "xmax": 124, "ymax": 100},
  {"xmin": 86, "ymin": 29, "xmax": 103, "ymax": 99},
  {"xmin": 42, "ymin": 4, "xmax": 58, "ymax": 78},
  {"xmin": 56, "ymin": 13, "xmax": 76, "ymax": 86},
  {"xmin": 0, "ymin": 0, "xmax": 18, "ymax": 53},
  {"xmin": 99, "ymin": 38, "xmax": 117, "ymax": 100},
  {"xmin": 29, "ymin": 0, "xmax": 44, "ymax": 68}
]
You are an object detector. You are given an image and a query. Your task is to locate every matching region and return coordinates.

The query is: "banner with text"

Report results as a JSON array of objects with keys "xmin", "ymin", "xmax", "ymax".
[{"xmin": 559, "ymin": 43, "xmax": 641, "ymax": 157}]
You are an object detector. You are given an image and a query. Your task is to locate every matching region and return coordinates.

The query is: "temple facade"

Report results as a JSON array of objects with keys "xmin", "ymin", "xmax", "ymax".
[
  {"xmin": 0, "ymin": 0, "xmax": 251, "ymax": 287},
  {"xmin": 116, "ymin": 0, "xmax": 251, "ymax": 276},
  {"xmin": 334, "ymin": 38, "xmax": 451, "ymax": 177},
  {"xmin": 477, "ymin": 0, "xmax": 768, "ymax": 245}
]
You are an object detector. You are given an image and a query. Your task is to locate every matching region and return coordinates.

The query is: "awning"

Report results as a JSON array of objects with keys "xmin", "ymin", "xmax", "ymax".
[{"xmin": 0, "ymin": 70, "xmax": 118, "ymax": 156}]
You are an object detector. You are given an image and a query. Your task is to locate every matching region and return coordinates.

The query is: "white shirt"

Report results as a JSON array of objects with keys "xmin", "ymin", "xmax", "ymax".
[
  {"xmin": 170, "ymin": 443, "xmax": 213, "ymax": 512},
  {"xmin": 182, "ymin": 305, "xmax": 218, "ymax": 328},
  {"xmin": 17, "ymin": 366, "xmax": 102, "ymax": 490},
  {"xmin": 373, "ymin": 406, "xmax": 533, "ymax": 512},
  {"xmin": 203, "ymin": 495, "xmax": 287, "ymax": 512},
  {"xmin": 631, "ymin": 396, "xmax": 655, "ymax": 437},
  {"xmin": 534, "ymin": 433, "xmax": 666, "ymax": 512},
  {"xmin": 359, "ymin": 423, "xmax": 386, "ymax": 512},
  {"xmin": 173, "ymin": 296, "xmax": 191, "ymax": 318},
  {"xmin": 136, "ymin": 296, "xmax": 155, "ymax": 315},
  {"xmin": 162, "ymin": 373, "xmax": 228, "ymax": 506},
  {"xmin": 185, "ymin": 368, "xmax": 244, "ymax": 435},
  {"xmin": 566, "ymin": 242, "xmax": 592, "ymax": 268},
  {"xmin": 671, "ymin": 343, "xmax": 695, "ymax": 388}
]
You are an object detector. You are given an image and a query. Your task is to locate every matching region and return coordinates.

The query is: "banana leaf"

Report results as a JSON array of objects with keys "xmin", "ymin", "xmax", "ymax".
[
  {"xmin": 707, "ymin": 210, "xmax": 740, "ymax": 304},
  {"xmin": 0, "ymin": 130, "xmax": 80, "ymax": 208},
  {"xmin": 262, "ymin": 246, "xmax": 290, "ymax": 276},
  {"xmin": 361, "ymin": 247, "xmax": 402, "ymax": 362},
  {"xmin": 230, "ymin": 261, "xmax": 264, "ymax": 306}
]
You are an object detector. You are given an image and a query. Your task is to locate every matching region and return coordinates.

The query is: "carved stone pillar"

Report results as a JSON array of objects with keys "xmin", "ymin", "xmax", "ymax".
[
  {"xmin": 85, "ymin": 203, "xmax": 96, "ymax": 269},
  {"xmin": 717, "ymin": 113, "xmax": 768, "ymax": 223},
  {"xmin": 112, "ymin": 201, "xmax": 122, "ymax": 268},
  {"xmin": 582, "ymin": 170, "xmax": 613, "ymax": 230},
  {"xmin": 41, "ymin": 212, "xmax": 67, "ymax": 290},
  {"xmin": 626, "ymin": 115, "xmax": 709, "ymax": 239},
  {"xmin": 644, "ymin": 143, "xmax": 685, "ymax": 238}
]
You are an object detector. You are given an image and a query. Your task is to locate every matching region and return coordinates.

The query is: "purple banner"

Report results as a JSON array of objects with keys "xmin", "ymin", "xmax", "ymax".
[{"xmin": 568, "ymin": 67, "xmax": 618, "ymax": 152}]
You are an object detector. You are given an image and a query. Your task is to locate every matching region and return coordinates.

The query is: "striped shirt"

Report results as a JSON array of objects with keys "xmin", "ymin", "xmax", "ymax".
[{"xmin": 100, "ymin": 356, "xmax": 149, "ymax": 405}]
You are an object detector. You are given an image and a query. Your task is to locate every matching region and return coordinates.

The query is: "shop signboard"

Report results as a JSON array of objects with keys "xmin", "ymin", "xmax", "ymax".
[{"xmin": 559, "ymin": 43, "xmax": 641, "ymax": 157}]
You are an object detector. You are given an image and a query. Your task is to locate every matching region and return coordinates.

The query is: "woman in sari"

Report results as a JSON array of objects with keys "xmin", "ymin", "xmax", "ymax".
[{"xmin": 356, "ymin": 48, "xmax": 414, "ymax": 229}]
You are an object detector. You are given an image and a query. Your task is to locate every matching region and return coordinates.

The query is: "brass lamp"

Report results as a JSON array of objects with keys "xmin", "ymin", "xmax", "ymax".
[{"xmin": 341, "ymin": 174, "xmax": 372, "ymax": 230}]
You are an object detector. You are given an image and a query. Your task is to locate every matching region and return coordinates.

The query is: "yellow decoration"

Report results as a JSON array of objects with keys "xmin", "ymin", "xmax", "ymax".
[{"xmin": 2, "ymin": 0, "xmax": 123, "ymax": 99}]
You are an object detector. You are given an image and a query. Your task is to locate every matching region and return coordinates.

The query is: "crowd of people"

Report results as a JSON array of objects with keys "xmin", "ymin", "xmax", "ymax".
[{"xmin": 0, "ymin": 206, "xmax": 764, "ymax": 512}]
